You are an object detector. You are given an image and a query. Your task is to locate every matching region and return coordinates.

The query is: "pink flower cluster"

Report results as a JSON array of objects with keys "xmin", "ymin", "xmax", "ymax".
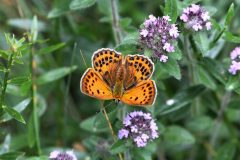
[
  {"xmin": 118, "ymin": 111, "xmax": 159, "ymax": 147},
  {"xmin": 180, "ymin": 4, "xmax": 212, "ymax": 31},
  {"xmin": 139, "ymin": 15, "xmax": 179, "ymax": 63},
  {"xmin": 49, "ymin": 150, "xmax": 77, "ymax": 160},
  {"xmin": 229, "ymin": 46, "xmax": 240, "ymax": 75}
]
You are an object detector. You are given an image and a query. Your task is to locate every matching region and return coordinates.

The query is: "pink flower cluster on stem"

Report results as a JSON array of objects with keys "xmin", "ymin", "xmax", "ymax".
[
  {"xmin": 229, "ymin": 46, "xmax": 240, "ymax": 75},
  {"xmin": 49, "ymin": 150, "xmax": 77, "ymax": 160},
  {"xmin": 180, "ymin": 4, "xmax": 212, "ymax": 31},
  {"xmin": 118, "ymin": 111, "xmax": 159, "ymax": 147},
  {"xmin": 139, "ymin": 15, "xmax": 179, "ymax": 63}
]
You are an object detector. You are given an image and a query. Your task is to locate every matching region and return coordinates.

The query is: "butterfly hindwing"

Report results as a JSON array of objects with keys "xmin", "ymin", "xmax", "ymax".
[
  {"xmin": 120, "ymin": 80, "xmax": 157, "ymax": 106},
  {"xmin": 92, "ymin": 48, "xmax": 122, "ymax": 89},
  {"xmin": 124, "ymin": 55, "xmax": 154, "ymax": 90},
  {"xmin": 80, "ymin": 68, "xmax": 113, "ymax": 100}
]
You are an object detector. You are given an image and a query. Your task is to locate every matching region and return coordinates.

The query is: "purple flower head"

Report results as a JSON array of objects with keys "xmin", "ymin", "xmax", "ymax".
[
  {"xmin": 180, "ymin": 4, "xmax": 212, "ymax": 31},
  {"xmin": 118, "ymin": 111, "xmax": 159, "ymax": 148},
  {"xmin": 49, "ymin": 150, "xmax": 77, "ymax": 160},
  {"xmin": 229, "ymin": 46, "xmax": 240, "ymax": 75},
  {"xmin": 139, "ymin": 14, "xmax": 179, "ymax": 62}
]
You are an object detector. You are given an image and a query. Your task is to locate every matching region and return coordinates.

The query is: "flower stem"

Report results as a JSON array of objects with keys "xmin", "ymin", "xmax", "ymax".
[
  {"xmin": 208, "ymin": 91, "xmax": 232, "ymax": 160},
  {"xmin": 0, "ymin": 52, "xmax": 14, "ymax": 116},
  {"xmin": 101, "ymin": 104, "xmax": 123, "ymax": 160},
  {"xmin": 184, "ymin": 35, "xmax": 194, "ymax": 84},
  {"xmin": 30, "ymin": 45, "xmax": 41, "ymax": 155},
  {"xmin": 110, "ymin": 0, "xmax": 122, "ymax": 45}
]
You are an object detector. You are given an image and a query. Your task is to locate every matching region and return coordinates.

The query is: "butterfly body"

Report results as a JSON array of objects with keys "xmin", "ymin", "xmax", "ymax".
[
  {"xmin": 113, "ymin": 63, "xmax": 128, "ymax": 98},
  {"xmin": 80, "ymin": 48, "xmax": 157, "ymax": 106}
]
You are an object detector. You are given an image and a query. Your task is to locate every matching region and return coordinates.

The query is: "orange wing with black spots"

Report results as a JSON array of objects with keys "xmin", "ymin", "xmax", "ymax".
[
  {"xmin": 121, "ymin": 80, "xmax": 157, "ymax": 106},
  {"xmin": 92, "ymin": 48, "xmax": 122, "ymax": 89},
  {"xmin": 80, "ymin": 68, "xmax": 113, "ymax": 100},
  {"xmin": 124, "ymin": 55, "xmax": 154, "ymax": 90}
]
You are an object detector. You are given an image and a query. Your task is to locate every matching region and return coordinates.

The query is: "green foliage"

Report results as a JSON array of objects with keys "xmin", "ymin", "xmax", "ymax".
[{"xmin": 0, "ymin": 0, "xmax": 240, "ymax": 160}]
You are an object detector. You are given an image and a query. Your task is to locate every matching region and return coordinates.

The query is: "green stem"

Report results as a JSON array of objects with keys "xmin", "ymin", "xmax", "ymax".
[
  {"xmin": 101, "ymin": 102, "xmax": 123, "ymax": 160},
  {"xmin": 30, "ymin": 45, "xmax": 41, "ymax": 155},
  {"xmin": 208, "ymin": 91, "xmax": 232, "ymax": 160},
  {"xmin": 0, "ymin": 53, "xmax": 14, "ymax": 116},
  {"xmin": 184, "ymin": 35, "xmax": 194, "ymax": 84},
  {"xmin": 110, "ymin": 0, "xmax": 122, "ymax": 45}
]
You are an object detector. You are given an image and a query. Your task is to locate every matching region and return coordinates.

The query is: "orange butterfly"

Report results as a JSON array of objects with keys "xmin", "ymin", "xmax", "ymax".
[{"xmin": 80, "ymin": 48, "xmax": 157, "ymax": 106}]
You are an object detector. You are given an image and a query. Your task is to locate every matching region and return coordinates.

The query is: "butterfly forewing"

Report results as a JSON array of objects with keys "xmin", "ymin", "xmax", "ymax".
[
  {"xmin": 92, "ymin": 48, "xmax": 122, "ymax": 89},
  {"xmin": 124, "ymin": 55, "xmax": 154, "ymax": 90},
  {"xmin": 121, "ymin": 80, "xmax": 157, "ymax": 106},
  {"xmin": 80, "ymin": 68, "xmax": 113, "ymax": 100}
]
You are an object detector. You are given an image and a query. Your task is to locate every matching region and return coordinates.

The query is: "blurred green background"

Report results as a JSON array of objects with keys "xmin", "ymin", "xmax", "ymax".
[{"xmin": 0, "ymin": 0, "xmax": 240, "ymax": 160}]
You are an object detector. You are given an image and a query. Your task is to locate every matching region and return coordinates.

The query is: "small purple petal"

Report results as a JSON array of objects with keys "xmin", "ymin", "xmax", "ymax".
[
  {"xmin": 150, "ymin": 120, "xmax": 158, "ymax": 131},
  {"xmin": 205, "ymin": 22, "xmax": 212, "ymax": 30},
  {"xmin": 159, "ymin": 55, "xmax": 168, "ymax": 62},
  {"xmin": 180, "ymin": 14, "xmax": 188, "ymax": 22},
  {"xmin": 141, "ymin": 134, "xmax": 149, "ymax": 142},
  {"xmin": 230, "ymin": 47, "xmax": 240, "ymax": 60},
  {"xmin": 190, "ymin": 4, "xmax": 200, "ymax": 13},
  {"xmin": 123, "ymin": 115, "xmax": 131, "ymax": 126},
  {"xmin": 134, "ymin": 136, "xmax": 147, "ymax": 147},
  {"xmin": 118, "ymin": 129, "xmax": 129, "ymax": 139},
  {"xmin": 163, "ymin": 15, "xmax": 171, "ymax": 21},
  {"xmin": 149, "ymin": 14, "xmax": 156, "ymax": 22},
  {"xmin": 49, "ymin": 151, "xmax": 60, "ymax": 158},
  {"xmin": 229, "ymin": 61, "xmax": 240, "ymax": 75},
  {"xmin": 66, "ymin": 151, "xmax": 77, "ymax": 160},
  {"xmin": 131, "ymin": 125, "xmax": 138, "ymax": 133},
  {"xmin": 140, "ymin": 29, "xmax": 148, "ymax": 37},
  {"xmin": 169, "ymin": 24, "xmax": 179, "ymax": 38},
  {"xmin": 201, "ymin": 12, "xmax": 210, "ymax": 21},
  {"xmin": 152, "ymin": 131, "xmax": 159, "ymax": 139}
]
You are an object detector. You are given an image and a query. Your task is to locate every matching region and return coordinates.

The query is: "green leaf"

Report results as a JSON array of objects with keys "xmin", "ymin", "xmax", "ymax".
[
  {"xmin": 224, "ymin": 3, "xmax": 234, "ymax": 27},
  {"xmin": 97, "ymin": 0, "xmax": 111, "ymax": 16},
  {"xmin": 115, "ymin": 32, "xmax": 139, "ymax": 54},
  {"xmin": 163, "ymin": 126, "xmax": 195, "ymax": 151},
  {"xmin": 119, "ymin": 18, "xmax": 132, "ymax": 28},
  {"xmin": 192, "ymin": 32, "xmax": 209, "ymax": 56},
  {"xmin": 36, "ymin": 42, "xmax": 66, "ymax": 55},
  {"xmin": 7, "ymin": 75, "xmax": 31, "ymax": 86},
  {"xmin": 80, "ymin": 115, "xmax": 107, "ymax": 133},
  {"xmin": 202, "ymin": 58, "xmax": 227, "ymax": 84},
  {"xmin": 27, "ymin": 114, "xmax": 35, "ymax": 147},
  {"xmin": 225, "ymin": 76, "xmax": 240, "ymax": 92},
  {"xmin": 193, "ymin": 64, "xmax": 217, "ymax": 90},
  {"xmin": 70, "ymin": 0, "xmax": 96, "ymax": 10},
  {"xmin": 94, "ymin": 107, "xmax": 118, "ymax": 129},
  {"xmin": 214, "ymin": 142, "xmax": 236, "ymax": 160},
  {"xmin": 2, "ymin": 105, "xmax": 26, "ymax": 124},
  {"xmin": 157, "ymin": 85, "xmax": 205, "ymax": 115},
  {"xmin": 110, "ymin": 140, "xmax": 127, "ymax": 155},
  {"xmin": 47, "ymin": 0, "xmax": 71, "ymax": 18},
  {"xmin": 164, "ymin": 0, "xmax": 178, "ymax": 22},
  {"xmin": 0, "ymin": 152, "xmax": 25, "ymax": 160},
  {"xmin": 229, "ymin": 100, "xmax": 240, "ymax": 109},
  {"xmin": 0, "ymin": 50, "xmax": 9, "ymax": 60},
  {"xmin": 0, "ymin": 65, "xmax": 7, "ymax": 72},
  {"xmin": 37, "ymin": 66, "xmax": 77, "ymax": 85},
  {"xmin": 156, "ymin": 58, "xmax": 181, "ymax": 80},
  {"xmin": 203, "ymin": 6, "xmax": 217, "ymax": 16},
  {"xmin": 224, "ymin": 31, "xmax": 240, "ymax": 43},
  {"xmin": 25, "ymin": 156, "xmax": 49, "ymax": 160},
  {"xmin": 31, "ymin": 15, "xmax": 38, "ymax": 43},
  {"xmin": 0, "ymin": 134, "xmax": 11, "ymax": 154},
  {"xmin": 170, "ymin": 46, "xmax": 182, "ymax": 60},
  {"xmin": 186, "ymin": 116, "xmax": 214, "ymax": 134},
  {"xmin": 0, "ymin": 99, "xmax": 30, "ymax": 123}
]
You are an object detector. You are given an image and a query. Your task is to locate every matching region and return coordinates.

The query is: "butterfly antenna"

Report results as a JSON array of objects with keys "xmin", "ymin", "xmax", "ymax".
[{"xmin": 80, "ymin": 49, "xmax": 88, "ymax": 69}]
